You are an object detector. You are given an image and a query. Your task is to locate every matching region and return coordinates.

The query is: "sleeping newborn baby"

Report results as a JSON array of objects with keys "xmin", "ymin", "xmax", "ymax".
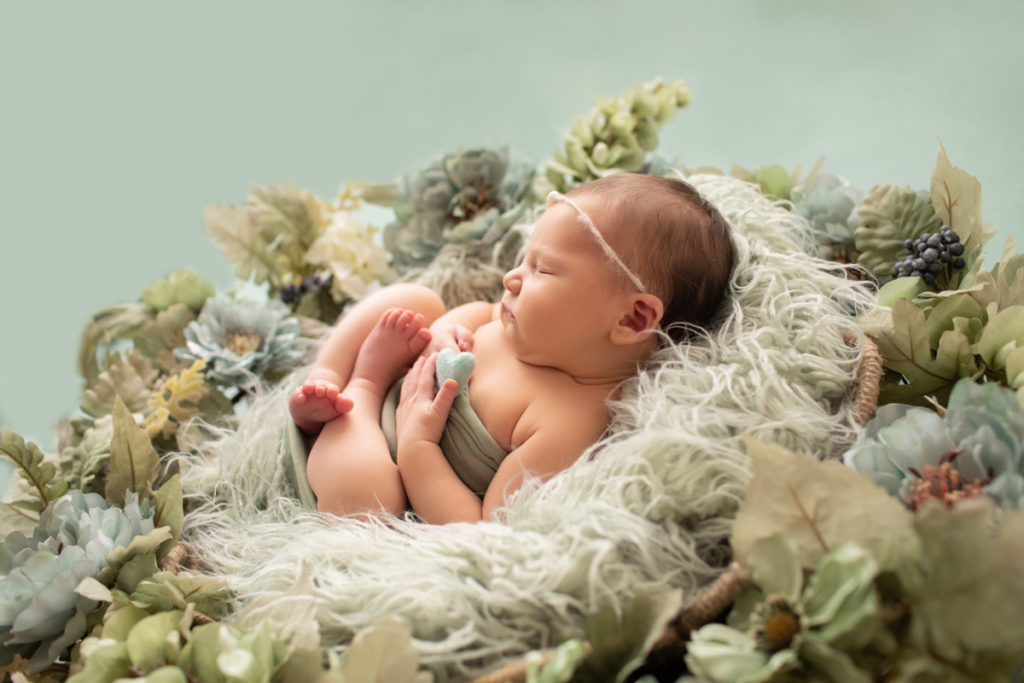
[{"xmin": 289, "ymin": 173, "xmax": 735, "ymax": 523}]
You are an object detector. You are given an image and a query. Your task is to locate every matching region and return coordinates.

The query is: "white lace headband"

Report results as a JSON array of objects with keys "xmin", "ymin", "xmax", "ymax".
[{"xmin": 546, "ymin": 191, "xmax": 647, "ymax": 292}]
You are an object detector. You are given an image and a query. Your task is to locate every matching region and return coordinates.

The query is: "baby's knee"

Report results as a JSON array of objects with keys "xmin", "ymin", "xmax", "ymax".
[{"xmin": 386, "ymin": 283, "xmax": 446, "ymax": 321}]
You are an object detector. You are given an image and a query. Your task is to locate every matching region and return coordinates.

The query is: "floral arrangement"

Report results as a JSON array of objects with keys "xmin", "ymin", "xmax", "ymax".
[{"xmin": 2, "ymin": 76, "xmax": 1023, "ymax": 682}]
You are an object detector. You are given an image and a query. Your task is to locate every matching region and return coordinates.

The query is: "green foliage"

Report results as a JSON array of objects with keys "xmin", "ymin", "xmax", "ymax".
[
  {"xmin": 868, "ymin": 241, "xmax": 1024, "ymax": 408},
  {"xmin": 105, "ymin": 397, "xmax": 160, "ymax": 507},
  {"xmin": 902, "ymin": 501, "xmax": 1024, "ymax": 677},
  {"xmin": 854, "ymin": 184, "xmax": 942, "ymax": 280},
  {"xmin": 77, "ymin": 303, "xmax": 154, "ymax": 385},
  {"xmin": 141, "ymin": 269, "xmax": 216, "ymax": 313},
  {"xmin": 205, "ymin": 185, "xmax": 326, "ymax": 290},
  {"xmin": 730, "ymin": 158, "xmax": 823, "ymax": 202},
  {"xmin": 544, "ymin": 78, "xmax": 689, "ymax": 192},
  {"xmin": 80, "ymin": 350, "xmax": 159, "ymax": 419},
  {"xmin": 0, "ymin": 426, "xmax": 68, "ymax": 520},
  {"xmin": 732, "ymin": 436, "xmax": 919, "ymax": 577}
]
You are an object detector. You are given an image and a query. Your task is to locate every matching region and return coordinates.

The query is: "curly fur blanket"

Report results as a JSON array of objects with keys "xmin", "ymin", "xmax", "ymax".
[{"xmin": 176, "ymin": 174, "xmax": 875, "ymax": 680}]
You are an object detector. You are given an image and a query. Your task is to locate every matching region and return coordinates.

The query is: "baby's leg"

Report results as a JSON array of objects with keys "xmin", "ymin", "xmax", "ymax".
[
  {"xmin": 290, "ymin": 284, "xmax": 445, "ymax": 433},
  {"xmin": 306, "ymin": 308, "xmax": 431, "ymax": 516}
]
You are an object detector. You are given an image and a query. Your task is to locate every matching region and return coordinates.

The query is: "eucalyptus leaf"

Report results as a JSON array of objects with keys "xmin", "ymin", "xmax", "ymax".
[
  {"xmin": 340, "ymin": 618, "xmax": 424, "ymax": 683},
  {"xmin": 115, "ymin": 552, "xmax": 161, "ymax": 594},
  {"xmin": 732, "ymin": 437, "xmax": 919, "ymax": 576},
  {"xmin": 105, "ymin": 397, "xmax": 159, "ymax": 506},
  {"xmin": 130, "ymin": 572, "xmax": 233, "ymax": 620}
]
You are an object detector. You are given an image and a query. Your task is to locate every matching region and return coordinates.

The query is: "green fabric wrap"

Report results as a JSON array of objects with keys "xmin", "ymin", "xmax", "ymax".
[{"xmin": 286, "ymin": 348, "xmax": 508, "ymax": 507}]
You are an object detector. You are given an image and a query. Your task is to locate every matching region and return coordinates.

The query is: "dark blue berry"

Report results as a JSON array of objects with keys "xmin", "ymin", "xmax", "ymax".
[
  {"xmin": 949, "ymin": 243, "xmax": 964, "ymax": 256},
  {"xmin": 953, "ymin": 257, "xmax": 966, "ymax": 269},
  {"xmin": 922, "ymin": 271, "xmax": 936, "ymax": 284}
]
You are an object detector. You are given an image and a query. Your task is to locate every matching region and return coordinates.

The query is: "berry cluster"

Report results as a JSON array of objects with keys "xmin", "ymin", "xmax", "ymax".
[
  {"xmin": 280, "ymin": 273, "xmax": 328, "ymax": 305},
  {"xmin": 893, "ymin": 225, "xmax": 966, "ymax": 285}
]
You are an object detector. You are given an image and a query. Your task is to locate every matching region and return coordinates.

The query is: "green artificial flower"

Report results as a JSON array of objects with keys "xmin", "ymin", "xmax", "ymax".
[
  {"xmin": 844, "ymin": 378, "xmax": 1024, "ymax": 510},
  {"xmin": 545, "ymin": 78, "xmax": 690, "ymax": 192},
  {"xmin": 0, "ymin": 490, "xmax": 158, "ymax": 671},
  {"xmin": 685, "ymin": 536, "xmax": 880, "ymax": 683},
  {"xmin": 174, "ymin": 296, "xmax": 304, "ymax": 390},
  {"xmin": 141, "ymin": 269, "xmax": 216, "ymax": 313},
  {"xmin": 381, "ymin": 147, "xmax": 534, "ymax": 307},
  {"xmin": 384, "ymin": 147, "xmax": 534, "ymax": 270},
  {"xmin": 790, "ymin": 173, "xmax": 863, "ymax": 263}
]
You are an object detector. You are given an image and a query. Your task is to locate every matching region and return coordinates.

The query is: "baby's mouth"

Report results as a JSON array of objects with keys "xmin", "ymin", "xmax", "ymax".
[{"xmin": 501, "ymin": 301, "xmax": 515, "ymax": 321}]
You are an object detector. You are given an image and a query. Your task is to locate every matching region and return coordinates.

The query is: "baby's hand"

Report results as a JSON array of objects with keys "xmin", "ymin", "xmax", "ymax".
[
  {"xmin": 426, "ymin": 322, "xmax": 474, "ymax": 355},
  {"xmin": 396, "ymin": 353, "xmax": 458, "ymax": 449}
]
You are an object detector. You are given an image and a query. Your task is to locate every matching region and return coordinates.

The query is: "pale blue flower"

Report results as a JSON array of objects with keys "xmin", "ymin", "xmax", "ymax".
[
  {"xmin": 0, "ymin": 491, "xmax": 157, "ymax": 671},
  {"xmin": 175, "ymin": 295, "xmax": 304, "ymax": 389},
  {"xmin": 844, "ymin": 379, "xmax": 1024, "ymax": 509}
]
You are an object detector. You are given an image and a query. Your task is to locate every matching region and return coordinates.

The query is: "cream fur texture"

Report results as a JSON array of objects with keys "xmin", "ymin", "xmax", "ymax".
[{"xmin": 176, "ymin": 174, "xmax": 876, "ymax": 680}]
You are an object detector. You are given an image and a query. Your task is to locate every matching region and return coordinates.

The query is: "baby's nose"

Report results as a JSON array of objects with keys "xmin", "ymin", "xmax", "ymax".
[{"xmin": 502, "ymin": 268, "xmax": 521, "ymax": 294}]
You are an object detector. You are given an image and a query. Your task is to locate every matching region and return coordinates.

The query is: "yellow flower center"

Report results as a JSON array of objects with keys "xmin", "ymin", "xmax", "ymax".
[
  {"xmin": 753, "ymin": 597, "xmax": 804, "ymax": 654},
  {"xmin": 224, "ymin": 330, "xmax": 261, "ymax": 357}
]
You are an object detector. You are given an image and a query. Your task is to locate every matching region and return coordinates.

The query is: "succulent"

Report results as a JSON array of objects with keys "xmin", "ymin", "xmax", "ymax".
[
  {"xmin": 141, "ymin": 269, "xmax": 216, "ymax": 313},
  {"xmin": 0, "ymin": 490, "xmax": 160, "ymax": 671},
  {"xmin": 545, "ymin": 78, "xmax": 689, "ymax": 192},
  {"xmin": 174, "ymin": 296, "xmax": 304, "ymax": 390},
  {"xmin": 685, "ymin": 536, "xmax": 880, "ymax": 683},
  {"xmin": 790, "ymin": 173, "xmax": 863, "ymax": 263},
  {"xmin": 854, "ymin": 184, "xmax": 943, "ymax": 280},
  {"xmin": 379, "ymin": 147, "xmax": 534, "ymax": 307},
  {"xmin": 844, "ymin": 379, "xmax": 1024, "ymax": 510}
]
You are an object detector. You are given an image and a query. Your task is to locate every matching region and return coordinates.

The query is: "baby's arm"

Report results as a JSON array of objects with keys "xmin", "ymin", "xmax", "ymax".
[
  {"xmin": 480, "ymin": 406, "xmax": 606, "ymax": 520},
  {"xmin": 426, "ymin": 301, "xmax": 498, "ymax": 354}
]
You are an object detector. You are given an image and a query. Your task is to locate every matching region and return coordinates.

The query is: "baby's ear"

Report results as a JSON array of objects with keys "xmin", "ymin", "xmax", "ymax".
[{"xmin": 611, "ymin": 293, "xmax": 664, "ymax": 345}]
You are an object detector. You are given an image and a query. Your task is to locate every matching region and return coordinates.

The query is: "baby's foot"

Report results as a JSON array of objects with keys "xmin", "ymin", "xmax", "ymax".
[
  {"xmin": 349, "ymin": 308, "xmax": 432, "ymax": 392},
  {"xmin": 290, "ymin": 379, "xmax": 355, "ymax": 433}
]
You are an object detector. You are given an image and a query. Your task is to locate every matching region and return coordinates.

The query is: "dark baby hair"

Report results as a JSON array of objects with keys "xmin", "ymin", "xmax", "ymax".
[{"xmin": 568, "ymin": 173, "xmax": 735, "ymax": 343}]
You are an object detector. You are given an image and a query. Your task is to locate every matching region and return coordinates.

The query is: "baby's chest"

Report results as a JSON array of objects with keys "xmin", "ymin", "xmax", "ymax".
[{"xmin": 467, "ymin": 355, "xmax": 539, "ymax": 452}]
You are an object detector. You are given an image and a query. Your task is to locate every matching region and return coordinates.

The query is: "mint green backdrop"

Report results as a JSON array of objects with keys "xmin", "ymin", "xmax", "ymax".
[{"xmin": 2, "ymin": 0, "xmax": 1022, "ymax": 448}]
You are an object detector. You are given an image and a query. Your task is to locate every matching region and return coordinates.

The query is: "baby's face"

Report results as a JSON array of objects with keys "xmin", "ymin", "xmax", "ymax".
[{"xmin": 499, "ymin": 198, "xmax": 630, "ymax": 368}]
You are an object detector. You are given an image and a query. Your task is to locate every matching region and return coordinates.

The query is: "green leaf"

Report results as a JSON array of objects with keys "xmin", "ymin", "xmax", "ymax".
[
  {"xmin": 975, "ymin": 305, "xmax": 1024, "ymax": 369},
  {"xmin": 876, "ymin": 276, "xmax": 926, "ymax": 308},
  {"xmin": 101, "ymin": 603, "xmax": 151, "ymax": 640},
  {"xmin": 929, "ymin": 143, "xmax": 984, "ymax": 253},
  {"xmin": 130, "ymin": 572, "xmax": 233, "ymax": 620},
  {"xmin": 66, "ymin": 640, "xmax": 133, "ymax": 682},
  {"xmin": 571, "ymin": 591, "xmax": 683, "ymax": 683},
  {"xmin": 153, "ymin": 474, "xmax": 183, "ymax": 553},
  {"xmin": 132, "ymin": 303, "xmax": 196, "ymax": 362},
  {"xmin": 77, "ymin": 303, "xmax": 154, "ymax": 384},
  {"xmin": 204, "ymin": 203, "xmax": 279, "ymax": 286},
  {"xmin": 925, "ymin": 294, "xmax": 984, "ymax": 349},
  {"xmin": 0, "ymin": 425, "xmax": 68, "ymax": 514},
  {"xmin": 732, "ymin": 437, "xmax": 919, "ymax": 577},
  {"xmin": 908, "ymin": 501, "xmax": 1024, "ymax": 674},
  {"xmin": 340, "ymin": 618, "xmax": 424, "ymax": 683},
  {"xmin": 105, "ymin": 397, "xmax": 160, "ymax": 506},
  {"xmin": 116, "ymin": 553, "xmax": 161, "ymax": 594},
  {"xmin": 126, "ymin": 610, "xmax": 184, "ymax": 673},
  {"xmin": 874, "ymin": 299, "xmax": 960, "ymax": 404},
  {"xmin": 76, "ymin": 576, "xmax": 113, "ymax": 603},
  {"xmin": 80, "ymin": 351, "xmax": 159, "ymax": 418}
]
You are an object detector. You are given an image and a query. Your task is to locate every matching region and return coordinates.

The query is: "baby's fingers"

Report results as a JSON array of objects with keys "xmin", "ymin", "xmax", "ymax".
[
  {"xmin": 433, "ymin": 379, "xmax": 458, "ymax": 413},
  {"xmin": 453, "ymin": 324, "xmax": 474, "ymax": 351}
]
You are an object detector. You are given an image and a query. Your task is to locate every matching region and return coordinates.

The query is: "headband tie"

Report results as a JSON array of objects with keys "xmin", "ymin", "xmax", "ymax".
[{"xmin": 546, "ymin": 191, "xmax": 647, "ymax": 292}]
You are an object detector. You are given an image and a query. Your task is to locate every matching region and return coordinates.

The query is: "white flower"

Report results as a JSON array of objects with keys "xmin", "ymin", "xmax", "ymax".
[{"xmin": 306, "ymin": 211, "xmax": 395, "ymax": 302}]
